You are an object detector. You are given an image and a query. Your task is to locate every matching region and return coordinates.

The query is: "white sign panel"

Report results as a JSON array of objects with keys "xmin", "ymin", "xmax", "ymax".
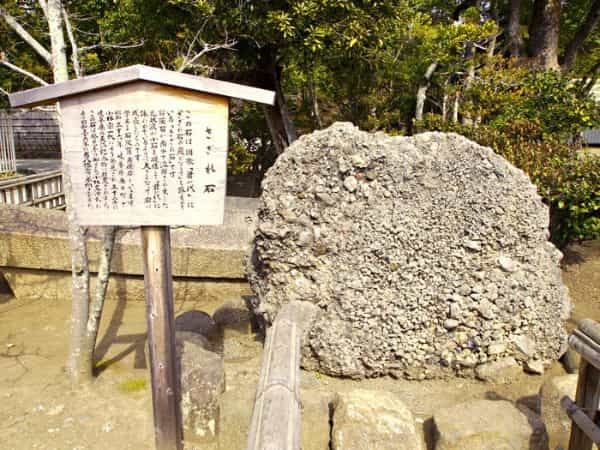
[{"xmin": 60, "ymin": 82, "xmax": 228, "ymax": 226}]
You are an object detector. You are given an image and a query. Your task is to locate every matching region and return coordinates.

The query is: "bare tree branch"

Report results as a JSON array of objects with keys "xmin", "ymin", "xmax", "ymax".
[
  {"xmin": 0, "ymin": 86, "xmax": 9, "ymax": 96},
  {"xmin": 0, "ymin": 6, "xmax": 52, "ymax": 64},
  {"xmin": 78, "ymin": 40, "xmax": 144, "ymax": 52},
  {"xmin": 0, "ymin": 56, "xmax": 49, "ymax": 85},
  {"xmin": 61, "ymin": 5, "xmax": 81, "ymax": 77},
  {"xmin": 177, "ymin": 30, "xmax": 236, "ymax": 72},
  {"xmin": 38, "ymin": 0, "xmax": 49, "ymax": 20}
]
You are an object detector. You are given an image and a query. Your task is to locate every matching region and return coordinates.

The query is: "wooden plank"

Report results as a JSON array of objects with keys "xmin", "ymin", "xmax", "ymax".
[
  {"xmin": 0, "ymin": 170, "xmax": 62, "ymax": 189},
  {"xmin": 568, "ymin": 359, "xmax": 600, "ymax": 450},
  {"xmin": 246, "ymin": 301, "xmax": 317, "ymax": 450},
  {"xmin": 60, "ymin": 82, "xmax": 230, "ymax": 226},
  {"xmin": 142, "ymin": 226, "xmax": 182, "ymax": 450},
  {"xmin": 9, "ymin": 65, "xmax": 275, "ymax": 108},
  {"xmin": 561, "ymin": 396, "xmax": 600, "ymax": 444}
]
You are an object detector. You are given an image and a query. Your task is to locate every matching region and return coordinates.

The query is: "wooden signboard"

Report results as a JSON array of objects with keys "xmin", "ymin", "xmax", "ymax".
[
  {"xmin": 61, "ymin": 82, "xmax": 229, "ymax": 226},
  {"xmin": 9, "ymin": 65, "xmax": 275, "ymax": 450}
]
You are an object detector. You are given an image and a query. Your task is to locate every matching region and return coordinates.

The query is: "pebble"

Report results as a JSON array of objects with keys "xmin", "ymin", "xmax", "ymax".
[
  {"xmin": 444, "ymin": 319, "xmax": 460, "ymax": 330},
  {"xmin": 343, "ymin": 175, "xmax": 358, "ymax": 192},
  {"xmin": 498, "ymin": 256, "xmax": 517, "ymax": 272},
  {"xmin": 524, "ymin": 359, "xmax": 544, "ymax": 375}
]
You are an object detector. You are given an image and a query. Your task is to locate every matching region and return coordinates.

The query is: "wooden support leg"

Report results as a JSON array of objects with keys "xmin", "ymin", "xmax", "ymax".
[
  {"xmin": 142, "ymin": 226, "xmax": 183, "ymax": 450},
  {"xmin": 568, "ymin": 359, "xmax": 600, "ymax": 450}
]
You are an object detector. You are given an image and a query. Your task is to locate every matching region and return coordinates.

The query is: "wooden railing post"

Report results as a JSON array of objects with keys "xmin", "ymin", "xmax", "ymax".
[{"xmin": 565, "ymin": 319, "xmax": 600, "ymax": 450}]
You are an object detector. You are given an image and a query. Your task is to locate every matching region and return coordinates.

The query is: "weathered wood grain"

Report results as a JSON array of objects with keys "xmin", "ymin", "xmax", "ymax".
[
  {"xmin": 246, "ymin": 301, "xmax": 317, "ymax": 450},
  {"xmin": 9, "ymin": 65, "xmax": 275, "ymax": 108},
  {"xmin": 60, "ymin": 82, "xmax": 229, "ymax": 226},
  {"xmin": 142, "ymin": 226, "xmax": 183, "ymax": 450},
  {"xmin": 561, "ymin": 396, "xmax": 600, "ymax": 445}
]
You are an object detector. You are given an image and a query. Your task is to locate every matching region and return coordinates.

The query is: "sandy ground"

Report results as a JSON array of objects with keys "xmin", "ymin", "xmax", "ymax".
[{"xmin": 0, "ymin": 240, "xmax": 598, "ymax": 450}]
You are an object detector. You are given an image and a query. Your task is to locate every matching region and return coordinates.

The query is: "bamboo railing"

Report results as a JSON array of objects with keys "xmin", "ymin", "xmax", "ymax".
[
  {"xmin": 563, "ymin": 319, "xmax": 600, "ymax": 449},
  {"xmin": 246, "ymin": 301, "xmax": 316, "ymax": 450}
]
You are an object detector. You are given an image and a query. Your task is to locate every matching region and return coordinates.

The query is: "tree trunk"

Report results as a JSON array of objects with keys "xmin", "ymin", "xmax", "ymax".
[
  {"xmin": 47, "ymin": 0, "xmax": 94, "ymax": 383},
  {"xmin": 528, "ymin": 0, "xmax": 561, "ymax": 69},
  {"xmin": 462, "ymin": 44, "xmax": 475, "ymax": 126},
  {"xmin": 506, "ymin": 0, "xmax": 523, "ymax": 58},
  {"xmin": 452, "ymin": 94, "xmax": 460, "ymax": 123},
  {"xmin": 47, "ymin": 0, "xmax": 68, "ymax": 82},
  {"xmin": 415, "ymin": 62, "xmax": 438, "ymax": 121},
  {"xmin": 268, "ymin": 69, "xmax": 296, "ymax": 154},
  {"xmin": 309, "ymin": 79, "xmax": 323, "ymax": 129},
  {"xmin": 562, "ymin": 0, "xmax": 600, "ymax": 71},
  {"xmin": 83, "ymin": 226, "xmax": 116, "ymax": 370}
]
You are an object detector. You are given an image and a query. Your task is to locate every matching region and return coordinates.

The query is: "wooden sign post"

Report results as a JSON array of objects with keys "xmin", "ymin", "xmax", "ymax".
[{"xmin": 9, "ymin": 65, "xmax": 275, "ymax": 450}]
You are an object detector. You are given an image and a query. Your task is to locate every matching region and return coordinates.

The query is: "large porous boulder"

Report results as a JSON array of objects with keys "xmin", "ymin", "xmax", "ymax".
[
  {"xmin": 332, "ymin": 389, "xmax": 423, "ymax": 450},
  {"xmin": 248, "ymin": 122, "xmax": 570, "ymax": 379},
  {"xmin": 539, "ymin": 374, "xmax": 578, "ymax": 449},
  {"xmin": 433, "ymin": 399, "xmax": 548, "ymax": 450}
]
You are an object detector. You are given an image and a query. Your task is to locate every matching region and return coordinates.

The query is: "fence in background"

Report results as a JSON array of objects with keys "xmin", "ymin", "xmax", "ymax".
[
  {"xmin": 0, "ymin": 112, "xmax": 16, "ymax": 175},
  {"xmin": 10, "ymin": 108, "xmax": 61, "ymax": 159},
  {"xmin": 562, "ymin": 318, "xmax": 600, "ymax": 449},
  {"xmin": 0, "ymin": 170, "xmax": 64, "ymax": 209}
]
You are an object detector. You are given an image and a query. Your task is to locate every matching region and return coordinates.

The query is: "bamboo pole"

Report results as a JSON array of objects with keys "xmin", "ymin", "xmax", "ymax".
[
  {"xmin": 246, "ymin": 301, "xmax": 316, "ymax": 450},
  {"xmin": 142, "ymin": 226, "xmax": 183, "ymax": 450}
]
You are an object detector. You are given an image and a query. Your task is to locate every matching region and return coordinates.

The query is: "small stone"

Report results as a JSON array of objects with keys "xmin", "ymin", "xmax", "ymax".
[
  {"xmin": 475, "ymin": 357, "xmax": 521, "ymax": 383},
  {"xmin": 316, "ymin": 192, "xmax": 335, "ymax": 206},
  {"xmin": 498, "ymin": 256, "xmax": 517, "ymax": 272},
  {"xmin": 433, "ymin": 399, "xmax": 548, "ymax": 450},
  {"xmin": 476, "ymin": 300, "xmax": 495, "ymax": 320},
  {"xmin": 525, "ymin": 359, "xmax": 544, "ymax": 375},
  {"xmin": 365, "ymin": 170, "xmax": 377, "ymax": 180},
  {"xmin": 102, "ymin": 422, "xmax": 113, "ymax": 433},
  {"xmin": 444, "ymin": 319, "xmax": 459, "ymax": 330},
  {"xmin": 512, "ymin": 335, "xmax": 537, "ymax": 358},
  {"xmin": 343, "ymin": 176, "xmax": 358, "ymax": 192},
  {"xmin": 332, "ymin": 389, "xmax": 423, "ymax": 450},
  {"xmin": 488, "ymin": 343, "xmax": 506, "ymax": 355},
  {"xmin": 449, "ymin": 303, "xmax": 461, "ymax": 319},
  {"xmin": 464, "ymin": 240, "xmax": 481, "ymax": 252},
  {"xmin": 297, "ymin": 230, "xmax": 313, "ymax": 247},
  {"xmin": 350, "ymin": 154, "xmax": 368, "ymax": 168}
]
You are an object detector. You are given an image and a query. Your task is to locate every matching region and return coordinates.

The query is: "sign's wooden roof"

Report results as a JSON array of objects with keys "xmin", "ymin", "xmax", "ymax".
[{"xmin": 9, "ymin": 65, "xmax": 275, "ymax": 108}]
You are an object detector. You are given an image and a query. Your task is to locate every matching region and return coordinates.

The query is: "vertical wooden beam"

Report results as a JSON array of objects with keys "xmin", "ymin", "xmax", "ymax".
[
  {"xmin": 142, "ymin": 226, "xmax": 183, "ymax": 450},
  {"xmin": 568, "ymin": 359, "xmax": 600, "ymax": 450}
]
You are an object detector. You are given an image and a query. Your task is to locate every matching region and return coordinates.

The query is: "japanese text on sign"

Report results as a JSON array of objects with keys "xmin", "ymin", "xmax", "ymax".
[{"xmin": 79, "ymin": 108, "xmax": 220, "ymax": 212}]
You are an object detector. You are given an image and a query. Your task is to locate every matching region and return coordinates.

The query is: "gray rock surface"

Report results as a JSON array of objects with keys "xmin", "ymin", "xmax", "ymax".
[
  {"xmin": 474, "ymin": 357, "xmax": 521, "ymax": 383},
  {"xmin": 176, "ymin": 331, "xmax": 224, "ymax": 444},
  {"xmin": 433, "ymin": 399, "xmax": 548, "ymax": 450},
  {"xmin": 248, "ymin": 123, "xmax": 570, "ymax": 379},
  {"xmin": 332, "ymin": 389, "xmax": 423, "ymax": 450}
]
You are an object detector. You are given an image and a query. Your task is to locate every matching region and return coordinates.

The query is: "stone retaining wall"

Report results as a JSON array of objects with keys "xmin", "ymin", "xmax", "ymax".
[{"xmin": 0, "ymin": 197, "xmax": 258, "ymax": 310}]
